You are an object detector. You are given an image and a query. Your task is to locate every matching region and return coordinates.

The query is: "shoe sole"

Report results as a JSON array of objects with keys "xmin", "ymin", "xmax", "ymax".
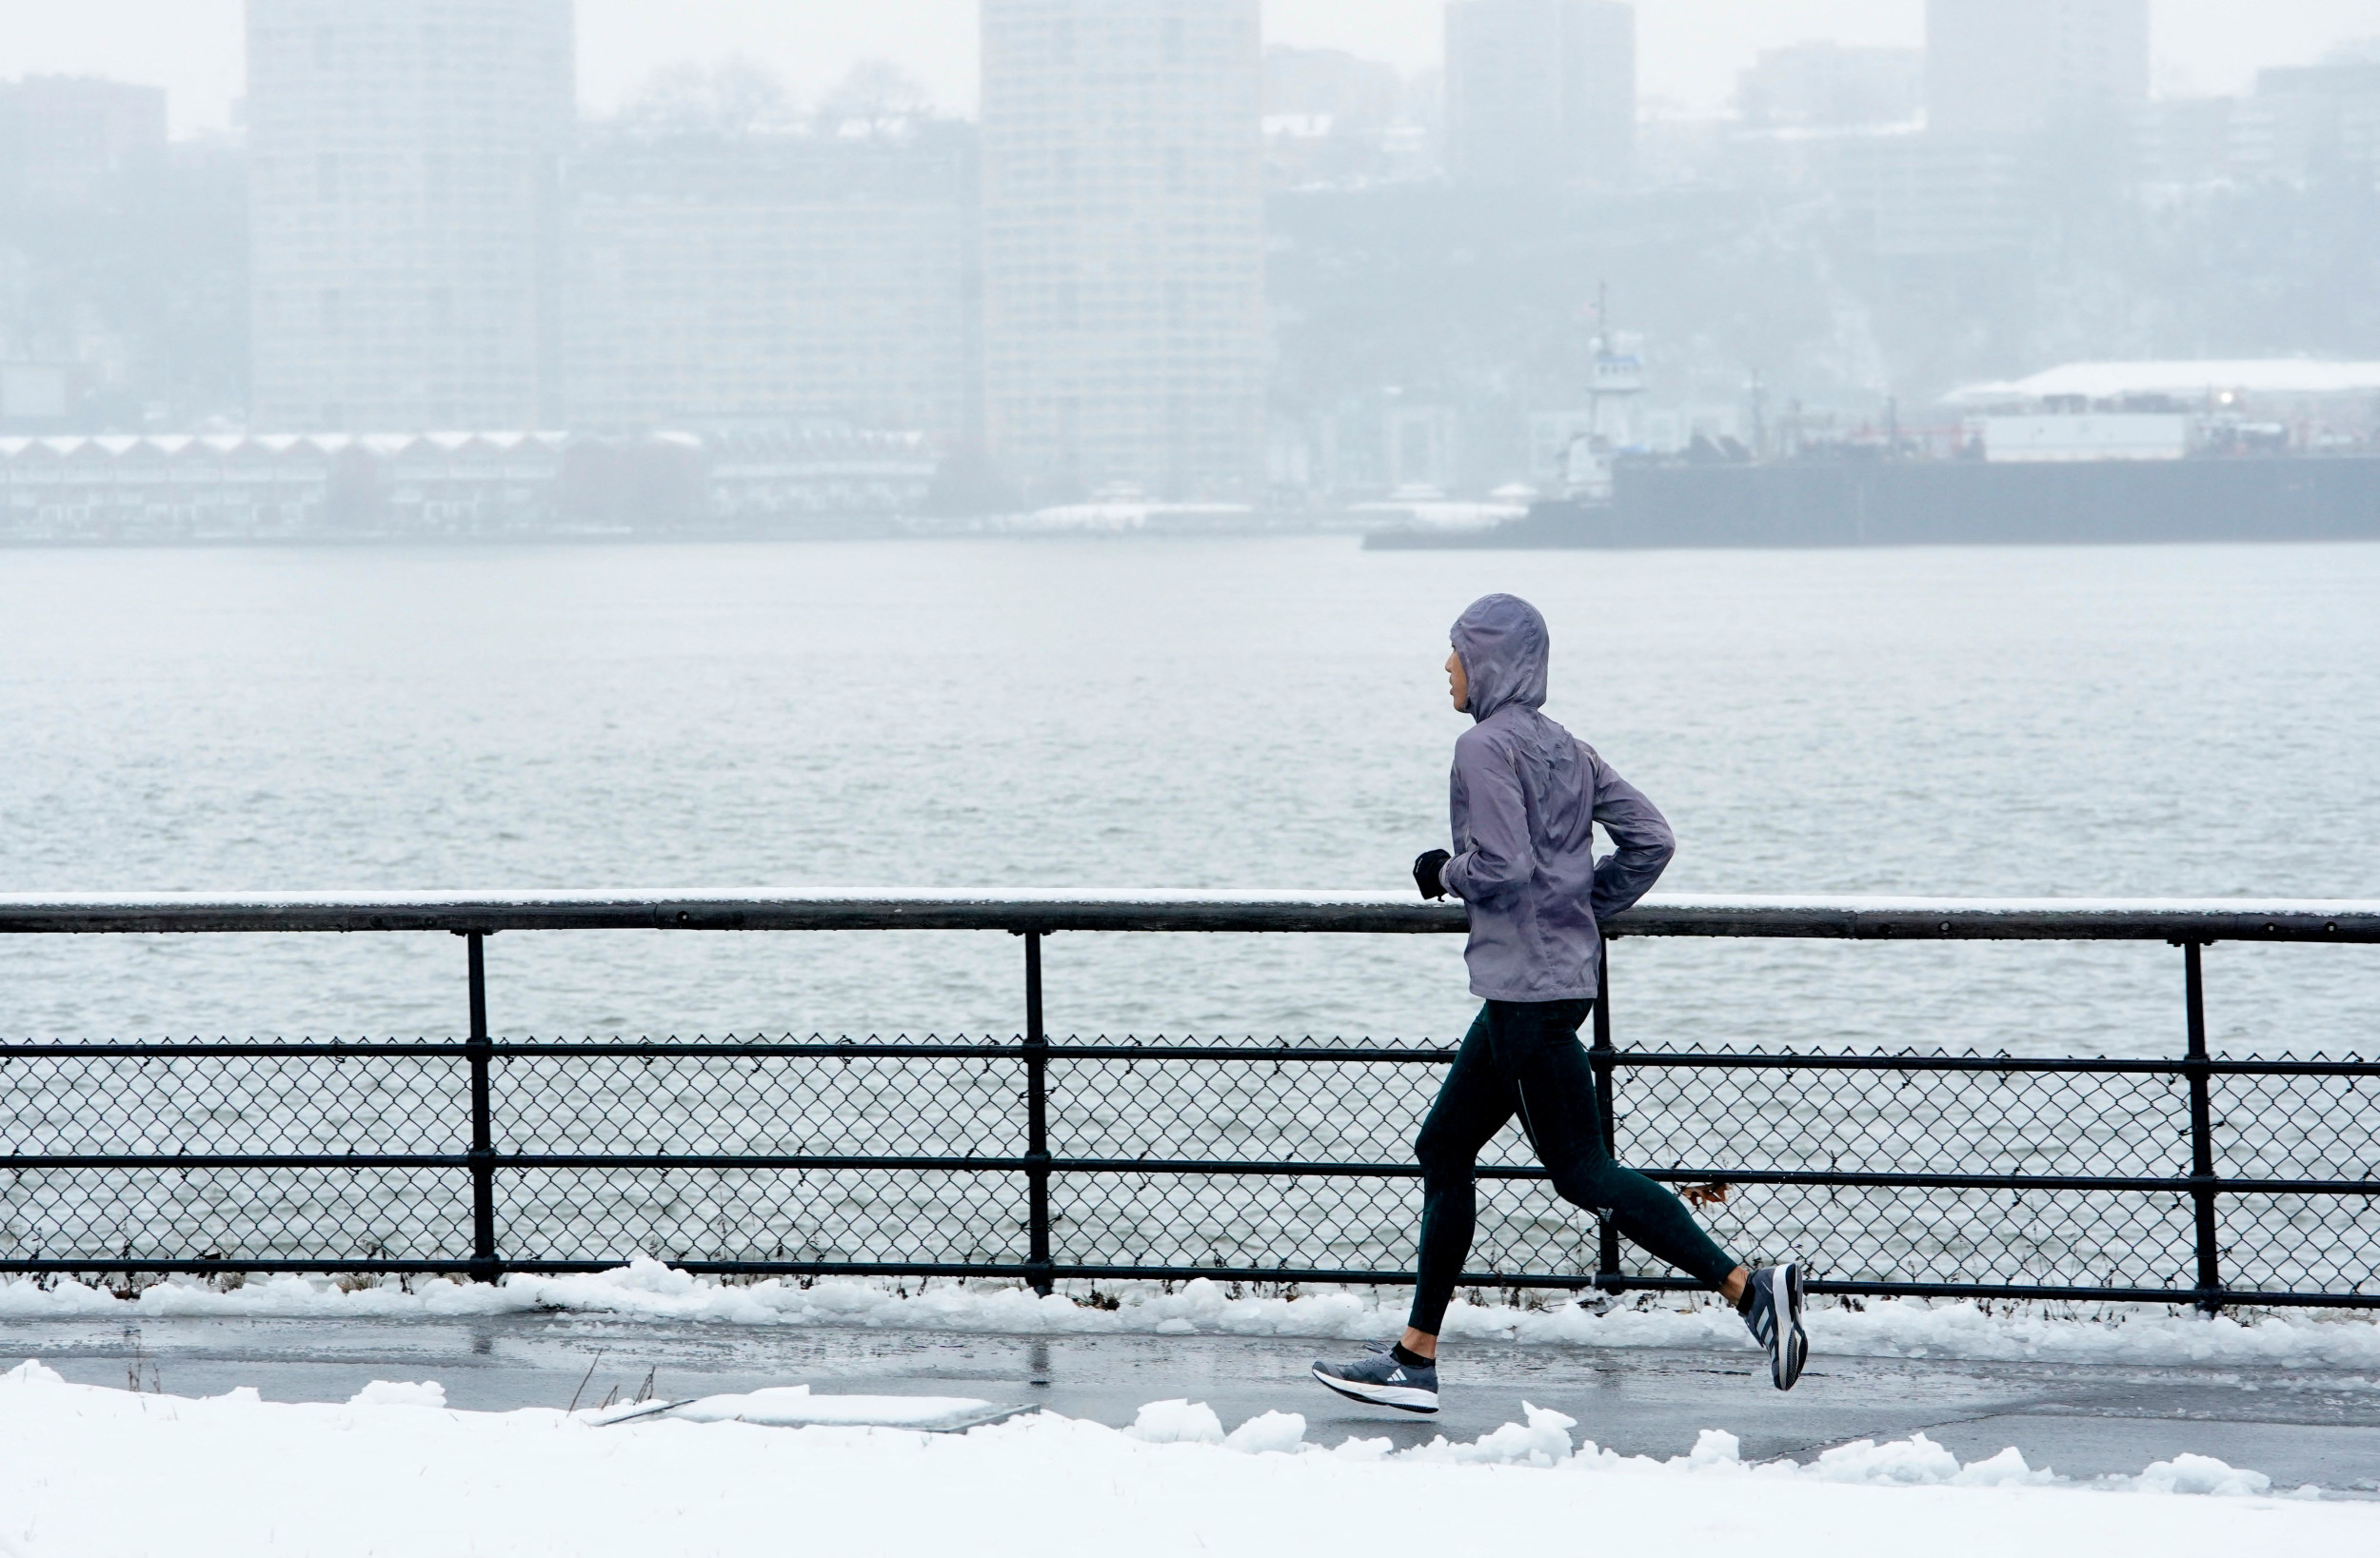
[
  {"xmin": 1311, "ymin": 1366, "xmax": 1438, "ymax": 1413},
  {"xmin": 1770, "ymin": 1264, "xmax": 1808, "ymax": 1391}
]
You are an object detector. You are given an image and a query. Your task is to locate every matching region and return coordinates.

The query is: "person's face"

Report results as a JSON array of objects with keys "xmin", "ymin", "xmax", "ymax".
[{"xmin": 1444, "ymin": 647, "xmax": 1468, "ymax": 713}]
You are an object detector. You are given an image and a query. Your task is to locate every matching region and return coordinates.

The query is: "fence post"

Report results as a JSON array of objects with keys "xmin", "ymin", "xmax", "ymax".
[
  {"xmin": 1022, "ymin": 930, "xmax": 1053, "ymax": 1295},
  {"xmin": 2180, "ymin": 939, "xmax": 2222, "ymax": 1315},
  {"xmin": 1590, "ymin": 937, "xmax": 1623, "ymax": 1293},
  {"xmin": 464, "ymin": 930, "xmax": 500, "ymax": 1284}
]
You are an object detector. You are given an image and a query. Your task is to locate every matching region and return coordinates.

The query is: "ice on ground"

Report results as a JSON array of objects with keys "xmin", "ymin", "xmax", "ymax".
[
  {"xmin": 10, "ymin": 1260, "xmax": 2380, "ymax": 1371},
  {"xmin": 0, "ymin": 1362, "xmax": 2354, "ymax": 1558},
  {"xmin": 664, "ymin": 1385, "xmax": 1007, "ymax": 1430}
]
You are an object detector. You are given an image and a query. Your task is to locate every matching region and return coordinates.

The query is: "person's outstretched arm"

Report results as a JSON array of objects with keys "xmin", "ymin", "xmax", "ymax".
[{"xmin": 1586, "ymin": 750, "xmax": 1676, "ymax": 921}]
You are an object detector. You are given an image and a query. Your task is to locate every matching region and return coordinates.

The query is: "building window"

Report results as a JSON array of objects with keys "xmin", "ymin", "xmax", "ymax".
[{"xmin": 318, "ymin": 153, "xmax": 339, "ymax": 201}]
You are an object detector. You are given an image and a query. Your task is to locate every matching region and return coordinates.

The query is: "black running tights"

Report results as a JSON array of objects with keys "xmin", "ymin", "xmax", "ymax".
[{"xmin": 1406, "ymin": 998, "xmax": 1739, "ymax": 1337}]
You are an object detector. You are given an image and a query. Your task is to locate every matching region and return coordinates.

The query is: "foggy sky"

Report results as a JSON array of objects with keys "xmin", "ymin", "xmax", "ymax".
[{"xmin": 5, "ymin": 0, "xmax": 2374, "ymax": 137}]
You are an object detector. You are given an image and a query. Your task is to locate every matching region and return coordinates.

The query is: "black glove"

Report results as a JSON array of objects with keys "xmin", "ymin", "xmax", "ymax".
[{"xmin": 1413, "ymin": 848, "xmax": 1452, "ymax": 900}]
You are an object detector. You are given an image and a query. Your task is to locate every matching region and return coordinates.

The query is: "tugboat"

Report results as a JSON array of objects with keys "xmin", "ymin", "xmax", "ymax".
[{"xmin": 1365, "ymin": 308, "xmax": 1644, "ymax": 550}]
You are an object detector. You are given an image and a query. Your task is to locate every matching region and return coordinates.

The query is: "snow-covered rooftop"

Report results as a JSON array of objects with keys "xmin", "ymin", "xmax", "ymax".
[{"xmin": 1945, "ymin": 359, "xmax": 2380, "ymax": 406}]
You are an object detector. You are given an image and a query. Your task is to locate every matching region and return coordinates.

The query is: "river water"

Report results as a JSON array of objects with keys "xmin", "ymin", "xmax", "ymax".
[{"xmin": 4, "ymin": 537, "xmax": 2377, "ymax": 1057}]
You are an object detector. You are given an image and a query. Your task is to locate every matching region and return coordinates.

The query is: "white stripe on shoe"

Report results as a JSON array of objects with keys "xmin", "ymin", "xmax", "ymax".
[
  {"xmin": 1769, "ymin": 1263, "xmax": 1807, "ymax": 1390},
  {"xmin": 1310, "ymin": 1366, "xmax": 1438, "ymax": 1412}
]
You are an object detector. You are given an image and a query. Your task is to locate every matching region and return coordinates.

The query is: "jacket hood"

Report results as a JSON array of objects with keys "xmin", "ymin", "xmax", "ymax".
[{"xmin": 1450, "ymin": 593, "xmax": 1550, "ymax": 722}]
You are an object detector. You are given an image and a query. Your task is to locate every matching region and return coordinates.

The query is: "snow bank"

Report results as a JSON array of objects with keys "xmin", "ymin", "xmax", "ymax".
[
  {"xmin": 1124, "ymin": 1397, "xmax": 1227, "ymax": 1444},
  {"xmin": 0, "ymin": 1361, "xmax": 2356, "ymax": 1558},
  {"xmin": 10, "ymin": 1262, "xmax": 2380, "ymax": 1371},
  {"xmin": 345, "ymin": 1378, "xmax": 446, "ymax": 1409}
]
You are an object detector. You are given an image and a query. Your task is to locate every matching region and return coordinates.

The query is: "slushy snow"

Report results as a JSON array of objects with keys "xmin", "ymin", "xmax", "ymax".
[
  {"xmin": 9, "ymin": 1259, "xmax": 2380, "ymax": 1371},
  {"xmin": 0, "ymin": 1359, "xmax": 2360, "ymax": 1558}
]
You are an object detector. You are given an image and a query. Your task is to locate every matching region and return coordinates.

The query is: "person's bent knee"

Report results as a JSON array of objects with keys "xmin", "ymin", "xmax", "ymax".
[
  {"xmin": 1547, "ymin": 1166, "xmax": 1620, "ymax": 1216},
  {"xmin": 1414, "ymin": 1126, "xmax": 1473, "ymax": 1185}
]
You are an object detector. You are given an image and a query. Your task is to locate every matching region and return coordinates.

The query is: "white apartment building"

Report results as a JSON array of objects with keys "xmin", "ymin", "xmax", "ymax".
[
  {"xmin": 1925, "ymin": 0, "xmax": 2149, "ymax": 138},
  {"xmin": 0, "ymin": 76, "xmax": 168, "ymax": 206},
  {"xmin": 2136, "ymin": 62, "xmax": 2380, "ymax": 187},
  {"xmin": 1445, "ymin": 0, "xmax": 1636, "ymax": 189},
  {"xmin": 1735, "ymin": 43, "xmax": 1923, "ymax": 130},
  {"xmin": 980, "ymin": 0, "xmax": 1266, "ymax": 502},
  {"xmin": 565, "ymin": 130, "xmax": 977, "ymax": 444},
  {"xmin": 247, "ymin": 0, "xmax": 574, "ymax": 431}
]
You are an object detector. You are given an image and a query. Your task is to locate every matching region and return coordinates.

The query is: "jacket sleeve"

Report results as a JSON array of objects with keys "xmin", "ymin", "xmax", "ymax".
[
  {"xmin": 1439, "ymin": 738, "xmax": 1531, "ymax": 903},
  {"xmin": 1586, "ymin": 749, "xmax": 1676, "ymax": 921}
]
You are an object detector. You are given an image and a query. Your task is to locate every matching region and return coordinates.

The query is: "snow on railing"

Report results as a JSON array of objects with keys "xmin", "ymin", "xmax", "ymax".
[{"xmin": 2, "ymin": 889, "xmax": 2376, "ymax": 939}]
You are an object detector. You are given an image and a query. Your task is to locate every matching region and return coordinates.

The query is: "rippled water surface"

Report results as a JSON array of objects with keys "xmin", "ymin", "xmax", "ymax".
[{"xmin": 6, "ymin": 537, "xmax": 2377, "ymax": 1056}]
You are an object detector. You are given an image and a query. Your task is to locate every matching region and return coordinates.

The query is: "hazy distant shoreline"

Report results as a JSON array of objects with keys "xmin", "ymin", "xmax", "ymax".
[{"xmin": 10, "ymin": 526, "xmax": 2377, "ymax": 552}]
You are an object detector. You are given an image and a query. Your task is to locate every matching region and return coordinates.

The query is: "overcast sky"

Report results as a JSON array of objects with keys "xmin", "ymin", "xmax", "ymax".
[{"xmin": 5, "ymin": 0, "xmax": 2374, "ymax": 137}]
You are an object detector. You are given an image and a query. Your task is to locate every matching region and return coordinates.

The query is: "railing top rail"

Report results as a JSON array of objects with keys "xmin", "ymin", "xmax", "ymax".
[{"xmin": 0, "ymin": 890, "xmax": 2375, "ymax": 940}]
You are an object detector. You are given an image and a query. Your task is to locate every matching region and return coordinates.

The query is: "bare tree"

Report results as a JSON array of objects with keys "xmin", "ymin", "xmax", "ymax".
[
  {"xmin": 623, "ymin": 58, "xmax": 795, "ymax": 138},
  {"xmin": 814, "ymin": 61, "xmax": 934, "ymax": 139}
]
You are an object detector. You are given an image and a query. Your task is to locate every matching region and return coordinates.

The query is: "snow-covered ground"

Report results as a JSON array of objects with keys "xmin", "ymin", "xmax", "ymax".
[
  {"xmin": 10, "ymin": 1261, "xmax": 2380, "ymax": 1371},
  {"xmin": 1, "ymin": 1357, "xmax": 2369, "ymax": 1557}
]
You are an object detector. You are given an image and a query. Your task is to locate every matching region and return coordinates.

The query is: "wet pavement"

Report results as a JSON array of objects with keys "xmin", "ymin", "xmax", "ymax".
[{"xmin": 10, "ymin": 1312, "xmax": 2379, "ymax": 1492}]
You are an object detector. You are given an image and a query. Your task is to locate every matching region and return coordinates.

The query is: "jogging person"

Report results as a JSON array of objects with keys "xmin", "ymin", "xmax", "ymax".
[{"xmin": 1312, "ymin": 593, "xmax": 1805, "ymax": 1414}]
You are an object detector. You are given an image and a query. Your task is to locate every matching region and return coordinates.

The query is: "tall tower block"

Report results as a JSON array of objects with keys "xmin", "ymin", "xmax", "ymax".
[
  {"xmin": 247, "ymin": 0, "xmax": 574, "ymax": 431},
  {"xmin": 981, "ymin": 0, "xmax": 1266, "ymax": 502}
]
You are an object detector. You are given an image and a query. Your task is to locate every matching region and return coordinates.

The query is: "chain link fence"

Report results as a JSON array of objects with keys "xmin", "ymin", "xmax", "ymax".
[{"xmin": 3, "ymin": 893, "xmax": 2375, "ymax": 1309}]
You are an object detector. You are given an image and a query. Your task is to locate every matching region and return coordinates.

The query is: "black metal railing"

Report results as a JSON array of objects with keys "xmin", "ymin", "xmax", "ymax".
[{"xmin": 3, "ymin": 891, "xmax": 2376, "ymax": 1312}]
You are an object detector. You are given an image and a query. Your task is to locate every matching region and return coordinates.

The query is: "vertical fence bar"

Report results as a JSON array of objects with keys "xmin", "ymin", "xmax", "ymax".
[
  {"xmin": 1590, "ymin": 938, "xmax": 1623, "ymax": 1292},
  {"xmin": 1022, "ymin": 931, "xmax": 1053, "ymax": 1294},
  {"xmin": 464, "ymin": 930, "xmax": 500, "ymax": 1283},
  {"xmin": 2181, "ymin": 940, "xmax": 2222, "ymax": 1314}
]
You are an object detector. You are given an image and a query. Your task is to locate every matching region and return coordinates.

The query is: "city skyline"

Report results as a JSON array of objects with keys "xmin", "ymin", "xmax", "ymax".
[
  {"xmin": 5, "ymin": 0, "xmax": 2374, "ymax": 521},
  {"xmin": 9, "ymin": 0, "xmax": 2374, "ymax": 138}
]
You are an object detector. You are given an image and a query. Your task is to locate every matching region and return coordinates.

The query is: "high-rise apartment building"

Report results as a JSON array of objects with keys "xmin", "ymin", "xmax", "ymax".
[
  {"xmin": 980, "ymin": 0, "xmax": 1266, "ymax": 502},
  {"xmin": 0, "ymin": 76, "xmax": 168, "ymax": 207},
  {"xmin": 1736, "ymin": 44, "xmax": 1924, "ymax": 129},
  {"xmin": 1445, "ymin": 0, "xmax": 1635, "ymax": 188},
  {"xmin": 2242, "ymin": 62, "xmax": 2380, "ymax": 183},
  {"xmin": 1926, "ymin": 0, "xmax": 2149, "ymax": 138},
  {"xmin": 247, "ymin": 0, "xmax": 573, "ymax": 432},
  {"xmin": 565, "ymin": 128, "xmax": 978, "ymax": 444}
]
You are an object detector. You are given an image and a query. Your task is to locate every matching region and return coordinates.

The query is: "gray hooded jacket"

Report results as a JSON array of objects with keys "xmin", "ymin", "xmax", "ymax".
[{"xmin": 1440, "ymin": 594, "xmax": 1676, "ymax": 1001}]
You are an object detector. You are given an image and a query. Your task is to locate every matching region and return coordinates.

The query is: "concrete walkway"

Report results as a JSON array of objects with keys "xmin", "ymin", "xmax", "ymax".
[{"xmin": 10, "ymin": 1312, "xmax": 2378, "ymax": 1492}]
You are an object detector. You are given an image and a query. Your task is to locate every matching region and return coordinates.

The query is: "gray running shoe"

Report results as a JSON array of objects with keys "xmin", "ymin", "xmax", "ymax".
[
  {"xmin": 1311, "ymin": 1341, "xmax": 1438, "ymax": 1413},
  {"xmin": 1741, "ymin": 1261, "xmax": 1808, "ymax": 1390}
]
